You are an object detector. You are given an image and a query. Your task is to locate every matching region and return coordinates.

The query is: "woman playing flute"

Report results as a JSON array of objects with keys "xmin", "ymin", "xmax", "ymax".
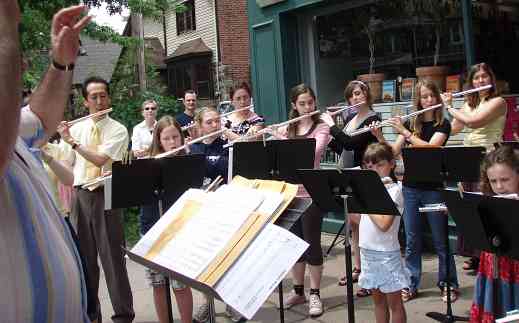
[
  {"xmin": 442, "ymin": 62, "xmax": 507, "ymax": 273},
  {"xmin": 268, "ymin": 83, "xmax": 330, "ymax": 317},
  {"xmin": 371, "ymin": 79, "xmax": 460, "ymax": 303},
  {"xmin": 320, "ymin": 80, "xmax": 380, "ymax": 296},
  {"xmin": 223, "ymin": 82, "xmax": 265, "ymax": 140},
  {"xmin": 143, "ymin": 116, "xmax": 194, "ymax": 323}
]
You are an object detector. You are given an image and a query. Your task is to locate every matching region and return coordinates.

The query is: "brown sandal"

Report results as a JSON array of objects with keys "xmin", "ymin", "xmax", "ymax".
[
  {"xmin": 356, "ymin": 288, "xmax": 372, "ymax": 297},
  {"xmin": 338, "ymin": 268, "xmax": 361, "ymax": 286},
  {"xmin": 401, "ymin": 288, "xmax": 418, "ymax": 302}
]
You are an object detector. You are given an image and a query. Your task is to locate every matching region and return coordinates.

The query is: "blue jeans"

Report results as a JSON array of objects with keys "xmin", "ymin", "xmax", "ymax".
[
  {"xmin": 139, "ymin": 203, "xmax": 160, "ymax": 236},
  {"xmin": 402, "ymin": 185, "xmax": 459, "ymax": 292}
]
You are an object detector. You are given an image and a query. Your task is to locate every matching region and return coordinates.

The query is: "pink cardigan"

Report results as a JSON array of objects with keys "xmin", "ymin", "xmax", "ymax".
[{"xmin": 278, "ymin": 121, "xmax": 331, "ymax": 196}]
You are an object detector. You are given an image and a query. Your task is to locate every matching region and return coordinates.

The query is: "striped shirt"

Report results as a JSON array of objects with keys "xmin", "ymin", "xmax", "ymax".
[{"xmin": 0, "ymin": 107, "xmax": 89, "ymax": 323}]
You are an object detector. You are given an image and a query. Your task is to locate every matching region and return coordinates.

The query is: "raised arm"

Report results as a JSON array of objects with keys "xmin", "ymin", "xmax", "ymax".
[
  {"xmin": 0, "ymin": 1, "xmax": 21, "ymax": 175},
  {"xmin": 29, "ymin": 6, "xmax": 91, "ymax": 136}
]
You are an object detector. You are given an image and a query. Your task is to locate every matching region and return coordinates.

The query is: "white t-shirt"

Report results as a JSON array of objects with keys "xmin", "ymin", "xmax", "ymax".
[
  {"xmin": 131, "ymin": 120, "xmax": 155, "ymax": 152},
  {"xmin": 359, "ymin": 181, "xmax": 404, "ymax": 252}
]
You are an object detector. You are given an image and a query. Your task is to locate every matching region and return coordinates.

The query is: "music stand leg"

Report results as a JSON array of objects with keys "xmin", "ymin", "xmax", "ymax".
[
  {"xmin": 425, "ymin": 210, "xmax": 468, "ymax": 322},
  {"xmin": 207, "ymin": 297, "xmax": 217, "ymax": 323},
  {"xmin": 278, "ymin": 281, "xmax": 285, "ymax": 323},
  {"xmin": 341, "ymin": 195, "xmax": 355, "ymax": 323},
  {"xmin": 164, "ymin": 278, "xmax": 175, "ymax": 323},
  {"xmin": 158, "ymin": 198, "xmax": 175, "ymax": 323},
  {"xmin": 325, "ymin": 222, "xmax": 345, "ymax": 257}
]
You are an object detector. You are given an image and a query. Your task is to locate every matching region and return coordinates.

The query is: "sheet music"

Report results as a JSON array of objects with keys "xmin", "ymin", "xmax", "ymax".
[
  {"xmin": 131, "ymin": 185, "xmax": 285, "ymax": 279},
  {"xmin": 215, "ymin": 223, "xmax": 308, "ymax": 319}
]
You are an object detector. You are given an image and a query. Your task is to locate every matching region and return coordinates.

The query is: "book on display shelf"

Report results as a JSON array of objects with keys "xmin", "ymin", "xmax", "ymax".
[{"xmin": 400, "ymin": 78, "xmax": 416, "ymax": 101}]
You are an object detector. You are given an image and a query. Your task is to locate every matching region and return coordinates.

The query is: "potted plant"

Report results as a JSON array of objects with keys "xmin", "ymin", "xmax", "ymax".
[
  {"xmin": 406, "ymin": 0, "xmax": 454, "ymax": 91},
  {"xmin": 354, "ymin": 6, "xmax": 385, "ymax": 103}
]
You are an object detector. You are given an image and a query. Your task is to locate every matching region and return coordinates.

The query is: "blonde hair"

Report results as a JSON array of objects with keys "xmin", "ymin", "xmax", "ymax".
[{"xmin": 409, "ymin": 79, "xmax": 445, "ymax": 137}]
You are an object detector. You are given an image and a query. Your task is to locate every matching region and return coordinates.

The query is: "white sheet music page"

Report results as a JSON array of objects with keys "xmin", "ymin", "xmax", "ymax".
[
  {"xmin": 131, "ymin": 184, "xmax": 285, "ymax": 279},
  {"xmin": 215, "ymin": 223, "xmax": 309, "ymax": 319}
]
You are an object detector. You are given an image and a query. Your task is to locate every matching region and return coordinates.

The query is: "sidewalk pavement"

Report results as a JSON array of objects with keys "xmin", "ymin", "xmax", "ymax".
[{"xmin": 100, "ymin": 233, "xmax": 476, "ymax": 322}]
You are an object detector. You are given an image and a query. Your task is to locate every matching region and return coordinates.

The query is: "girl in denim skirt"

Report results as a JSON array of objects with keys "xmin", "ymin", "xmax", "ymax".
[{"xmin": 358, "ymin": 142, "xmax": 409, "ymax": 323}]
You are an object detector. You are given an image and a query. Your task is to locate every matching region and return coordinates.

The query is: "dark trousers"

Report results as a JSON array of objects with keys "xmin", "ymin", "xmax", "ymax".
[
  {"xmin": 71, "ymin": 187, "xmax": 134, "ymax": 323},
  {"xmin": 292, "ymin": 200, "xmax": 324, "ymax": 266}
]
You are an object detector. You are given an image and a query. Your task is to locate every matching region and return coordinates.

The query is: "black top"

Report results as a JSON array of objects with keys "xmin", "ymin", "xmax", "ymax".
[
  {"xmin": 175, "ymin": 111, "xmax": 194, "ymax": 127},
  {"xmin": 328, "ymin": 114, "xmax": 381, "ymax": 167},
  {"xmin": 190, "ymin": 137, "xmax": 229, "ymax": 183},
  {"xmin": 403, "ymin": 118, "xmax": 451, "ymax": 190}
]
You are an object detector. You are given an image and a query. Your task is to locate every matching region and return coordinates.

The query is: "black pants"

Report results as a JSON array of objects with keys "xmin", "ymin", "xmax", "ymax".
[{"xmin": 291, "ymin": 200, "xmax": 324, "ymax": 266}]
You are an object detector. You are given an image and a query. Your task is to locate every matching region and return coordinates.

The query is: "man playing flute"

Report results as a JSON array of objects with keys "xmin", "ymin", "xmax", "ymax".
[{"xmin": 59, "ymin": 76, "xmax": 134, "ymax": 323}]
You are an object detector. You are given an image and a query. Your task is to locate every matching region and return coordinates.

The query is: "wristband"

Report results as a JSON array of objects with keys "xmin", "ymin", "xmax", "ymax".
[
  {"xmin": 52, "ymin": 59, "xmax": 75, "ymax": 71},
  {"xmin": 71, "ymin": 142, "xmax": 79, "ymax": 150}
]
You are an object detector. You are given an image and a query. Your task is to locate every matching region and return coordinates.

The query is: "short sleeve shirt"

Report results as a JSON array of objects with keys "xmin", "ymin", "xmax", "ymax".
[
  {"xmin": 0, "ymin": 108, "xmax": 89, "ymax": 323},
  {"xmin": 66, "ymin": 116, "xmax": 129, "ymax": 186}
]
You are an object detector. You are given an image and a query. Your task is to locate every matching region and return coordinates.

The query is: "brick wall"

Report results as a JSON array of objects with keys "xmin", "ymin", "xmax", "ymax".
[{"xmin": 216, "ymin": 0, "xmax": 251, "ymax": 99}]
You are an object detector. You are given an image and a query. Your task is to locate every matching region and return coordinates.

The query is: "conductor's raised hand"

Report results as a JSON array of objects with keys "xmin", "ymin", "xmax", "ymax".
[{"xmin": 51, "ymin": 5, "xmax": 92, "ymax": 66}]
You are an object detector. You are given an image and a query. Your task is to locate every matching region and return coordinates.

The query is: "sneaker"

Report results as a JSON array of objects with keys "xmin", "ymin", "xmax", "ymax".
[
  {"xmin": 441, "ymin": 288, "xmax": 460, "ymax": 303},
  {"xmin": 225, "ymin": 305, "xmax": 244, "ymax": 322},
  {"xmin": 193, "ymin": 303, "xmax": 209, "ymax": 323},
  {"xmin": 308, "ymin": 294, "xmax": 323, "ymax": 317},
  {"xmin": 279, "ymin": 293, "xmax": 307, "ymax": 309}
]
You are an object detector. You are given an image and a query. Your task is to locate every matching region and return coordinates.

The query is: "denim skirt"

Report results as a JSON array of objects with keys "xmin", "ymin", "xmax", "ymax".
[{"xmin": 358, "ymin": 248, "xmax": 410, "ymax": 293}]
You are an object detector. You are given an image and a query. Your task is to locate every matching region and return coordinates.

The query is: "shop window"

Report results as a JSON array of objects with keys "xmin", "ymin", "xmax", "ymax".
[{"xmin": 176, "ymin": 0, "xmax": 196, "ymax": 35}]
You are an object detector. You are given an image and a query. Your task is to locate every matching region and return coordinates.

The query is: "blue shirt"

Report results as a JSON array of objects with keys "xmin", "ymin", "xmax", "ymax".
[{"xmin": 190, "ymin": 137, "xmax": 229, "ymax": 183}]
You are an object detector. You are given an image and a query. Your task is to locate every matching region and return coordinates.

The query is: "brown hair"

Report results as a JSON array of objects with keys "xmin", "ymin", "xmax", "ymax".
[
  {"xmin": 345, "ymin": 80, "xmax": 372, "ymax": 108},
  {"xmin": 464, "ymin": 62, "xmax": 499, "ymax": 109},
  {"xmin": 287, "ymin": 83, "xmax": 321, "ymax": 139},
  {"xmin": 229, "ymin": 82, "xmax": 252, "ymax": 101},
  {"xmin": 479, "ymin": 146, "xmax": 519, "ymax": 195},
  {"xmin": 410, "ymin": 79, "xmax": 445, "ymax": 137},
  {"xmin": 363, "ymin": 142, "xmax": 395, "ymax": 165},
  {"xmin": 363, "ymin": 142, "xmax": 397, "ymax": 181},
  {"xmin": 195, "ymin": 106, "xmax": 220, "ymax": 125},
  {"xmin": 149, "ymin": 116, "xmax": 185, "ymax": 157}
]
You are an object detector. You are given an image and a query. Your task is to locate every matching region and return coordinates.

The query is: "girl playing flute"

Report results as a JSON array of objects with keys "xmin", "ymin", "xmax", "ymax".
[
  {"xmin": 358, "ymin": 142, "xmax": 408, "ymax": 323},
  {"xmin": 371, "ymin": 79, "xmax": 460, "ymax": 303},
  {"xmin": 269, "ymin": 83, "xmax": 330, "ymax": 317},
  {"xmin": 442, "ymin": 62, "xmax": 507, "ymax": 273},
  {"xmin": 189, "ymin": 107, "xmax": 230, "ymax": 185},
  {"xmin": 320, "ymin": 80, "xmax": 380, "ymax": 296},
  {"xmin": 470, "ymin": 146, "xmax": 519, "ymax": 322},
  {"xmin": 143, "ymin": 116, "xmax": 194, "ymax": 323}
]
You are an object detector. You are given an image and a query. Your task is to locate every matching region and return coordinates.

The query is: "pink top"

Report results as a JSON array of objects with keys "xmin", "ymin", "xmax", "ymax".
[{"xmin": 278, "ymin": 121, "xmax": 331, "ymax": 197}]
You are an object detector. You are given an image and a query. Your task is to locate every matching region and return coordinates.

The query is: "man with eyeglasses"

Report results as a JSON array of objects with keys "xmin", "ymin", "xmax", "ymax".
[{"xmin": 132, "ymin": 100, "xmax": 158, "ymax": 158}]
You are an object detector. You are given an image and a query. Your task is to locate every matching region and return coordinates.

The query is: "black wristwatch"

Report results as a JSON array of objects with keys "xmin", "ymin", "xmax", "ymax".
[{"xmin": 52, "ymin": 59, "xmax": 75, "ymax": 71}]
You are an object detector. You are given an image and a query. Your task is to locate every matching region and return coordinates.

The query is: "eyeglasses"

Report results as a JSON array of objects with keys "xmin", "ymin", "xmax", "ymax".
[{"xmin": 144, "ymin": 107, "xmax": 157, "ymax": 111}]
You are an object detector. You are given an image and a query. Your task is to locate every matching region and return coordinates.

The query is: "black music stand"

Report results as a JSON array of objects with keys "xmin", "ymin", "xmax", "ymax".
[
  {"xmin": 230, "ymin": 138, "xmax": 315, "ymax": 323},
  {"xmin": 112, "ymin": 155, "xmax": 205, "ymax": 323},
  {"xmin": 443, "ymin": 191, "xmax": 519, "ymax": 320},
  {"xmin": 297, "ymin": 169, "xmax": 401, "ymax": 323},
  {"xmin": 402, "ymin": 146, "xmax": 486, "ymax": 323},
  {"xmin": 231, "ymin": 138, "xmax": 316, "ymax": 182}
]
